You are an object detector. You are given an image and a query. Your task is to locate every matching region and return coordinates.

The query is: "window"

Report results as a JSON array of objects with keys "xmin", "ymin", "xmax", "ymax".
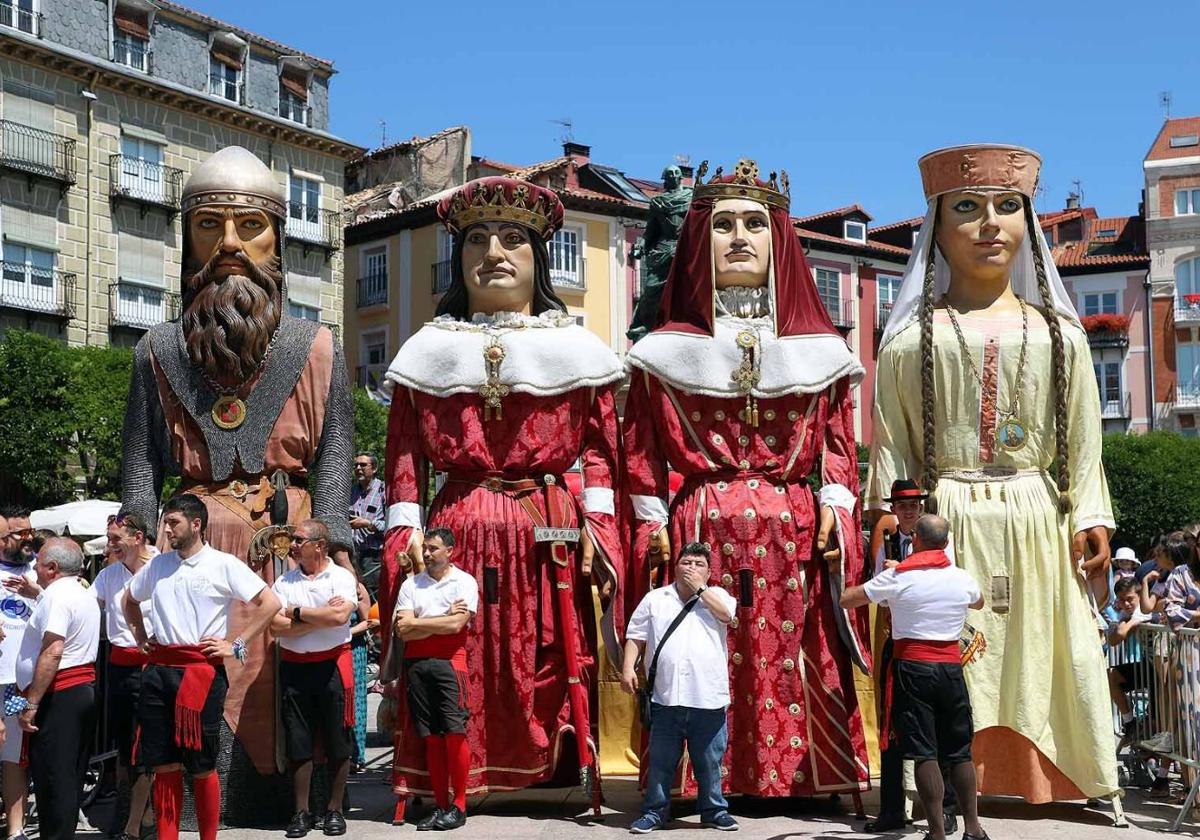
[
  {"xmin": 0, "ymin": 0, "xmax": 36, "ymax": 34},
  {"xmin": 1170, "ymin": 135, "xmax": 1200, "ymax": 149},
  {"xmin": 279, "ymin": 64, "xmax": 309, "ymax": 125},
  {"xmin": 877, "ymin": 274, "xmax": 902, "ymax": 326},
  {"xmin": 1, "ymin": 242, "xmax": 56, "ymax": 311},
  {"xmin": 113, "ymin": 29, "xmax": 149, "ymax": 72},
  {"xmin": 359, "ymin": 246, "xmax": 387, "ymax": 307},
  {"xmin": 549, "ymin": 227, "xmax": 583, "ymax": 289},
  {"xmin": 287, "ymin": 176, "xmax": 321, "ymax": 241},
  {"xmin": 1176, "ymin": 189, "xmax": 1200, "ymax": 216},
  {"xmin": 843, "ymin": 220, "xmax": 866, "ymax": 242},
  {"xmin": 209, "ymin": 56, "xmax": 240, "ymax": 102},
  {"xmin": 3, "ymin": 82, "xmax": 56, "ymax": 171},
  {"xmin": 432, "ymin": 228, "xmax": 453, "ymax": 294},
  {"xmin": 280, "ymin": 89, "xmax": 307, "ymax": 125},
  {"xmin": 1093, "ymin": 361, "xmax": 1121, "ymax": 406},
  {"xmin": 1177, "ymin": 257, "xmax": 1200, "ymax": 310},
  {"xmin": 814, "ymin": 267, "xmax": 840, "ymax": 319},
  {"xmin": 1179, "ymin": 341, "xmax": 1200, "ymax": 402},
  {"xmin": 118, "ymin": 135, "xmax": 164, "ymax": 200},
  {"xmin": 1043, "ymin": 227, "xmax": 1054, "ymax": 246},
  {"xmin": 1082, "ymin": 292, "xmax": 1118, "ymax": 316},
  {"xmin": 288, "ymin": 301, "xmax": 320, "ymax": 321}
]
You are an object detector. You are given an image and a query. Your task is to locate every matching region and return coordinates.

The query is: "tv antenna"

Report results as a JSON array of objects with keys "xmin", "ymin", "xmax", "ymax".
[
  {"xmin": 379, "ymin": 119, "xmax": 387, "ymax": 148},
  {"xmin": 1161, "ymin": 91, "xmax": 1172, "ymax": 121},
  {"xmin": 1034, "ymin": 182, "xmax": 1048, "ymax": 212},
  {"xmin": 1071, "ymin": 179, "xmax": 1084, "ymax": 207},
  {"xmin": 551, "ymin": 118, "xmax": 574, "ymax": 144},
  {"xmin": 674, "ymin": 153, "xmax": 691, "ymax": 167}
]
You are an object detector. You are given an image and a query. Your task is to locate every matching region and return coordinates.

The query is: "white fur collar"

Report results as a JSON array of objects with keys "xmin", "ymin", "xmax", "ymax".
[
  {"xmin": 384, "ymin": 311, "xmax": 625, "ymax": 398},
  {"xmin": 626, "ymin": 317, "xmax": 864, "ymax": 397}
]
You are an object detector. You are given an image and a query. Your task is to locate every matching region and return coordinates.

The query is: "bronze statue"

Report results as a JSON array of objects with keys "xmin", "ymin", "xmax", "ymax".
[{"xmin": 627, "ymin": 165, "xmax": 692, "ymax": 342}]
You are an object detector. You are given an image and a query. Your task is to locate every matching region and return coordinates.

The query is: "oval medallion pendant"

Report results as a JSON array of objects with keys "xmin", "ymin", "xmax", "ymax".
[{"xmin": 212, "ymin": 395, "xmax": 247, "ymax": 430}]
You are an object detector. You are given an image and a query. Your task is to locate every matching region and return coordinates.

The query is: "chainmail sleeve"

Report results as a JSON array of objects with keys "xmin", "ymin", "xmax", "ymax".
[
  {"xmin": 120, "ymin": 338, "xmax": 167, "ymax": 532},
  {"xmin": 310, "ymin": 336, "xmax": 355, "ymax": 554}
]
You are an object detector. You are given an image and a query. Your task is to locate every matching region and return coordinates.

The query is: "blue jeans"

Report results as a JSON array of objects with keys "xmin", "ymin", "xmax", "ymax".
[{"xmin": 642, "ymin": 703, "xmax": 730, "ymax": 823}]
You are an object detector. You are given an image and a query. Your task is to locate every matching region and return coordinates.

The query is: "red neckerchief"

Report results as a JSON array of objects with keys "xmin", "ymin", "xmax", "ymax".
[{"xmin": 895, "ymin": 548, "xmax": 951, "ymax": 573}]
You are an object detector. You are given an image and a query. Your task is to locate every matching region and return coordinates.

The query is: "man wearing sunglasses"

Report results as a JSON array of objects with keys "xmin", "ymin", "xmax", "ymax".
[
  {"xmin": 0, "ymin": 510, "xmax": 38, "ymax": 840},
  {"xmin": 270, "ymin": 521, "xmax": 357, "ymax": 838}
]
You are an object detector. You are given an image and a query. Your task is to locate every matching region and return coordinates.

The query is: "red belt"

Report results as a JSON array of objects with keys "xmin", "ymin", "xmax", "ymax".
[
  {"xmin": 110, "ymin": 645, "xmax": 148, "ymax": 667},
  {"xmin": 148, "ymin": 645, "xmax": 221, "ymax": 750},
  {"xmin": 281, "ymin": 644, "xmax": 355, "ymax": 728},
  {"xmin": 894, "ymin": 638, "xmax": 960, "ymax": 663},
  {"xmin": 49, "ymin": 663, "xmax": 95, "ymax": 693}
]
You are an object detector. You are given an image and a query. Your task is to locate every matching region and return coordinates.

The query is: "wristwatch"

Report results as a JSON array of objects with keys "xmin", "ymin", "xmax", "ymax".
[
  {"xmin": 696, "ymin": 585, "xmax": 708, "ymax": 596},
  {"xmin": 292, "ymin": 606, "xmax": 303, "ymax": 623}
]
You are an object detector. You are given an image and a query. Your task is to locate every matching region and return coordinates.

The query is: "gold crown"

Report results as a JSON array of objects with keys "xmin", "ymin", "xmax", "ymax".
[
  {"xmin": 440, "ymin": 179, "xmax": 561, "ymax": 240},
  {"xmin": 693, "ymin": 158, "xmax": 790, "ymax": 211}
]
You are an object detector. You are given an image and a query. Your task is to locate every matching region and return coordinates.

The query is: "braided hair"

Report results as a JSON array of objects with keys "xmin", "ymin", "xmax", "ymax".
[
  {"xmin": 1023, "ymin": 199, "xmax": 1072, "ymax": 514},
  {"xmin": 919, "ymin": 196, "xmax": 942, "ymax": 513}
]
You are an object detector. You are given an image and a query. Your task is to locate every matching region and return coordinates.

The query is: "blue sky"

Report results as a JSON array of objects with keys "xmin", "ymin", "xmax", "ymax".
[{"xmin": 188, "ymin": 0, "xmax": 1200, "ymax": 224}]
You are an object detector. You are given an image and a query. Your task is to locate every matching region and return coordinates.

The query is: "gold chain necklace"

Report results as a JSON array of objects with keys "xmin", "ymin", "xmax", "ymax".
[{"xmin": 943, "ymin": 296, "xmax": 1030, "ymax": 452}]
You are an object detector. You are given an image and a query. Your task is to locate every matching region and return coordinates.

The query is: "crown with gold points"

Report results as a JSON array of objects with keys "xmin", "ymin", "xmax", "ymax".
[
  {"xmin": 437, "ymin": 176, "xmax": 565, "ymax": 241},
  {"xmin": 693, "ymin": 158, "xmax": 790, "ymax": 212}
]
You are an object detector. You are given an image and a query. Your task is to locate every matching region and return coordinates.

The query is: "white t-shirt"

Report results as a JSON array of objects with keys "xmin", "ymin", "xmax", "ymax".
[
  {"xmin": 272, "ymin": 561, "xmax": 359, "ymax": 653},
  {"xmin": 395, "ymin": 567, "xmax": 479, "ymax": 619},
  {"xmin": 92, "ymin": 561, "xmax": 154, "ymax": 649},
  {"xmin": 625, "ymin": 585, "xmax": 738, "ymax": 710},
  {"xmin": 0, "ymin": 562, "xmax": 37, "ymax": 685},
  {"xmin": 16, "ymin": 576, "xmax": 101, "ymax": 691},
  {"xmin": 863, "ymin": 563, "xmax": 982, "ymax": 641},
  {"xmin": 125, "ymin": 544, "xmax": 266, "ymax": 646}
]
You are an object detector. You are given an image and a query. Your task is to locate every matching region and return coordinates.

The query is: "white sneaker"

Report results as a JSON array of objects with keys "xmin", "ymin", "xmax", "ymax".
[{"xmin": 1140, "ymin": 730, "xmax": 1175, "ymax": 754}]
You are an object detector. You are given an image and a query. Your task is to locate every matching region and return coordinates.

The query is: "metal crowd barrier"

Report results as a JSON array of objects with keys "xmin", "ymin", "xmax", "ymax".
[{"xmin": 1108, "ymin": 622, "xmax": 1200, "ymax": 830}]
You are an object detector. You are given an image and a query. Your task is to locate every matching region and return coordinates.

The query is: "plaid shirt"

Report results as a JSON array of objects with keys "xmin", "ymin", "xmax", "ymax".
[{"xmin": 349, "ymin": 477, "xmax": 386, "ymax": 553}]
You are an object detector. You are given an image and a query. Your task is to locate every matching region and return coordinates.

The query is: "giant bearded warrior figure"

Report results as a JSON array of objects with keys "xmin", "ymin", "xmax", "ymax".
[
  {"xmin": 120, "ymin": 146, "xmax": 354, "ymax": 816},
  {"xmin": 869, "ymin": 145, "xmax": 1119, "ymax": 808},
  {"xmin": 623, "ymin": 159, "xmax": 871, "ymax": 800},
  {"xmin": 379, "ymin": 177, "xmax": 624, "ymax": 816}
]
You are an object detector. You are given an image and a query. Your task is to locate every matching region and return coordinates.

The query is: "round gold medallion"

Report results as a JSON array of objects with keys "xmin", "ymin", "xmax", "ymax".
[
  {"xmin": 212, "ymin": 395, "xmax": 247, "ymax": 430},
  {"xmin": 997, "ymin": 417, "xmax": 1028, "ymax": 452}
]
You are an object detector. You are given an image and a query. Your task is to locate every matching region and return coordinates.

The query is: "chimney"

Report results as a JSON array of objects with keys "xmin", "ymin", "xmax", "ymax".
[
  {"xmin": 563, "ymin": 141, "xmax": 591, "ymax": 162},
  {"xmin": 679, "ymin": 164, "xmax": 694, "ymax": 183},
  {"xmin": 1065, "ymin": 192, "xmax": 1080, "ymax": 210}
]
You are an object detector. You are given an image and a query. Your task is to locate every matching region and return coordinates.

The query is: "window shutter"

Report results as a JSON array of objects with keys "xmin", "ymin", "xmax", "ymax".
[
  {"xmin": 113, "ymin": 5, "xmax": 150, "ymax": 39},
  {"xmin": 211, "ymin": 41, "xmax": 243, "ymax": 70},
  {"xmin": 280, "ymin": 67, "xmax": 308, "ymax": 101}
]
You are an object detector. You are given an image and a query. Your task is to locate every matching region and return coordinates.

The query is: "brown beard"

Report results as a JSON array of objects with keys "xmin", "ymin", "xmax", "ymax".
[{"xmin": 182, "ymin": 250, "xmax": 283, "ymax": 386}]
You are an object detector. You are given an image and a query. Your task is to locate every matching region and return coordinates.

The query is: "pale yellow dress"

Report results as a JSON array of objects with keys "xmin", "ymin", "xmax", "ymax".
[{"xmin": 867, "ymin": 308, "xmax": 1118, "ymax": 803}]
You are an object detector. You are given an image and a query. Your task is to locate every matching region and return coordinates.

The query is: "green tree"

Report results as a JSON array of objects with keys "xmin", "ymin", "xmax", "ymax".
[
  {"xmin": 353, "ymin": 386, "xmax": 387, "ymax": 466},
  {"xmin": 1103, "ymin": 431, "xmax": 1200, "ymax": 554},
  {"xmin": 68, "ymin": 344, "xmax": 133, "ymax": 499},
  {"xmin": 0, "ymin": 330, "xmax": 77, "ymax": 506}
]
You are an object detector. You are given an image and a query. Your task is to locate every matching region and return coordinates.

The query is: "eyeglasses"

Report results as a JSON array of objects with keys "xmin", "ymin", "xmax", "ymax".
[
  {"xmin": 1, "ymin": 528, "xmax": 33, "ymax": 541},
  {"xmin": 291, "ymin": 536, "xmax": 322, "ymax": 547}
]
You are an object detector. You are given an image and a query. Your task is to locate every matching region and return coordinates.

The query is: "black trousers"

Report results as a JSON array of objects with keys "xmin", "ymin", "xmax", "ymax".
[
  {"xmin": 29, "ymin": 683, "xmax": 97, "ymax": 840},
  {"xmin": 878, "ymin": 638, "xmax": 958, "ymax": 818}
]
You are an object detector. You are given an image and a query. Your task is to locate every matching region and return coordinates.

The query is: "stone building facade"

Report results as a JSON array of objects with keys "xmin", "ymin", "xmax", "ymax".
[{"xmin": 0, "ymin": 0, "xmax": 362, "ymax": 348}]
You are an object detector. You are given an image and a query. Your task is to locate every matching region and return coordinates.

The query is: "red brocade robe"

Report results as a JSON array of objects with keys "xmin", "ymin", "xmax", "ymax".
[
  {"xmin": 624, "ymin": 323, "xmax": 871, "ymax": 798},
  {"xmin": 380, "ymin": 313, "xmax": 625, "ymax": 796}
]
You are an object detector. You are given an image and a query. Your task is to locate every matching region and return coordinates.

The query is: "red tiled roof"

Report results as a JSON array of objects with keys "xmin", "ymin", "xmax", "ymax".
[
  {"xmin": 1052, "ymin": 243, "xmax": 1148, "ymax": 268},
  {"xmin": 795, "ymin": 225, "xmax": 911, "ymax": 259},
  {"xmin": 1146, "ymin": 116, "xmax": 1200, "ymax": 162},
  {"xmin": 871, "ymin": 216, "xmax": 923, "ymax": 234},
  {"xmin": 154, "ymin": 0, "xmax": 334, "ymax": 69},
  {"xmin": 793, "ymin": 204, "xmax": 873, "ymax": 225},
  {"xmin": 473, "ymin": 157, "xmax": 521, "ymax": 173},
  {"xmin": 1049, "ymin": 212, "xmax": 1147, "ymax": 269}
]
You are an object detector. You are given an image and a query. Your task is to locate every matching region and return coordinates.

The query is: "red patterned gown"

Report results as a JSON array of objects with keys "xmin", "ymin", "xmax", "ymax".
[
  {"xmin": 380, "ymin": 312, "xmax": 625, "ymax": 797},
  {"xmin": 624, "ymin": 321, "xmax": 871, "ymax": 798}
]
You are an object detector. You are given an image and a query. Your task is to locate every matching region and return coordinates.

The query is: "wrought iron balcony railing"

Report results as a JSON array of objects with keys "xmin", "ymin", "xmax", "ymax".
[
  {"xmin": 280, "ymin": 100, "xmax": 311, "ymax": 127},
  {"xmin": 285, "ymin": 202, "xmax": 340, "ymax": 251},
  {"xmin": 109, "ymin": 280, "xmax": 179, "ymax": 330},
  {"xmin": 824, "ymin": 297, "xmax": 855, "ymax": 330},
  {"xmin": 431, "ymin": 259, "xmax": 452, "ymax": 295},
  {"xmin": 113, "ymin": 39, "xmax": 152, "ymax": 73},
  {"xmin": 0, "ymin": 1, "xmax": 41, "ymax": 36},
  {"xmin": 876, "ymin": 301, "xmax": 894, "ymax": 332},
  {"xmin": 0, "ymin": 120, "xmax": 76, "ymax": 185},
  {"xmin": 208, "ymin": 74, "xmax": 243, "ymax": 104},
  {"xmin": 1, "ymin": 263, "xmax": 75, "ymax": 318},
  {"xmin": 357, "ymin": 272, "xmax": 388, "ymax": 307},
  {"xmin": 1100, "ymin": 393, "xmax": 1131, "ymax": 420},
  {"xmin": 108, "ymin": 154, "xmax": 183, "ymax": 214},
  {"xmin": 551, "ymin": 256, "xmax": 586, "ymax": 291}
]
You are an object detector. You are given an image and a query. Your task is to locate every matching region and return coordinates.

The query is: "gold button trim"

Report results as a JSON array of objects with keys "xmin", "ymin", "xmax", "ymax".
[
  {"xmin": 759, "ymin": 657, "xmax": 767, "ymax": 669},
  {"xmin": 748, "ymin": 479, "xmax": 760, "ymax": 489},
  {"xmin": 721, "ymin": 573, "xmax": 733, "ymax": 586},
  {"xmin": 739, "ymin": 459, "xmax": 751, "ymax": 470},
  {"xmin": 769, "ymin": 769, "xmax": 779, "ymax": 781},
  {"xmin": 789, "ymin": 703, "xmax": 801, "ymax": 716},
  {"xmin": 722, "ymin": 543, "xmax": 734, "ymax": 555},
  {"xmin": 720, "ymin": 766, "xmax": 729, "ymax": 778},
  {"xmin": 788, "ymin": 410, "xmax": 800, "ymax": 421},
  {"xmin": 782, "ymin": 658, "xmax": 795, "ymax": 671},
  {"xmin": 708, "ymin": 508, "xmax": 720, "ymax": 520},
  {"xmin": 786, "ymin": 577, "xmax": 798, "ymax": 591},
  {"xmin": 780, "ymin": 511, "xmax": 792, "ymax": 523},
  {"xmin": 766, "ymin": 735, "xmax": 775, "ymax": 747},
  {"xmin": 716, "ymin": 481, "xmax": 729, "ymax": 491},
  {"xmin": 775, "ymin": 484, "xmax": 786, "ymax": 494},
  {"xmin": 715, "ymin": 410, "xmax": 726, "ymax": 421},
  {"xmin": 764, "ymin": 409, "xmax": 776, "ymax": 421},
  {"xmin": 712, "ymin": 433, "xmax": 724, "ymax": 445},
  {"xmin": 755, "ymin": 545, "xmax": 767, "ymax": 557},
  {"xmin": 691, "ymin": 411, "xmax": 702, "ymax": 422},
  {"xmin": 790, "ymin": 736, "xmax": 802, "ymax": 748},
  {"xmin": 764, "ymin": 698, "xmax": 775, "ymax": 710},
  {"xmin": 744, "ymin": 508, "xmax": 756, "ymax": 519},
  {"xmin": 757, "ymin": 616, "xmax": 766, "ymax": 629},
  {"xmin": 756, "ymin": 576, "xmax": 767, "ymax": 589},
  {"xmin": 782, "ymin": 620, "xmax": 795, "ymax": 633},
  {"xmin": 731, "ymin": 652, "xmax": 743, "ymax": 665},
  {"xmin": 785, "ymin": 541, "xmax": 796, "ymax": 554},
  {"xmin": 703, "ymin": 541, "xmax": 712, "ymax": 551},
  {"xmin": 730, "ymin": 616, "xmax": 739, "ymax": 629},
  {"xmin": 738, "ymin": 435, "xmax": 750, "ymax": 446},
  {"xmin": 765, "ymin": 435, "xmax": 777, "ymax": 447},
  {"xmin": 793, "ymin": 769, "xmax": 805, "ymax": 783}
]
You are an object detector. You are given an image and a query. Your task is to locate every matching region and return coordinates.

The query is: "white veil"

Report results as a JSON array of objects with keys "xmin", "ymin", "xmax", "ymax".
[{"xmin": 878, "ymin": 199, "xmax": 1081, "ymax": 350}]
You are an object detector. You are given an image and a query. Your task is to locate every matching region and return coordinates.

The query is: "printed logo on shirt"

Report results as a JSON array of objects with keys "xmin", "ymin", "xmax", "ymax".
[{"xmin": 0, "ymin": 596, "xmax": 31, "ymax": 621}]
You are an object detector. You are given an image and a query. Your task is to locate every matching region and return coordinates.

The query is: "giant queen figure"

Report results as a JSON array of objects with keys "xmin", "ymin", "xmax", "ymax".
[
  {"xmin": 868, "ymin": 144, "xmax": 1118, "ymax": 806},
  {"xmin": 379, "ymin": 177, "xmax": 624, "ymax": 813},
  {"xmin": 623, "ymin": 159, "xmax": 871, "ymax": 799},
  {"xmin": 120, "ymin": 146, "xmax": 355, "ymax": 817}
]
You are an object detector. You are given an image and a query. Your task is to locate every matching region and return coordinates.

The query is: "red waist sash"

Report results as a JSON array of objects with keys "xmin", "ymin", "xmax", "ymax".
[
  {"xmin": 148, "ymin": 645, "xmax": 221, "ymax": 750},
  {"xmin": 280, "ymin": 644, "xmax": 355, "ymax": 728},
  {"xmin": 109, "ymin": 644, "xmax": 148, "ymax": 667},
  {"xmin": 49, "ymin": 663, "xmax": 95, "ymax": 693},
  {"xmin": 404, "ymin": 631, "xmax": 468, "ymax": 670},
  {"xmin": 893, "ymin": 638, "xmax": 961, "ymax": 663}
]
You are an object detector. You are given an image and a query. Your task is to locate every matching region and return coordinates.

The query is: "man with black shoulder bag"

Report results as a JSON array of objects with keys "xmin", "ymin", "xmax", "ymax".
[{"xmin": 621, "ymin": 542, "xmax": 738, "ymax": 834}]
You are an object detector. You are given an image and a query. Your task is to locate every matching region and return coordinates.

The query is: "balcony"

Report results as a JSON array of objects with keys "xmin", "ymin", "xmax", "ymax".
[
  {"xmin": 551, "ymin": 257, "xmax": 587, "ymax": 291},
  {"xmin": 875, "ymin": 301, "xmax": 894, "ymax": 333},
  {"xmin": 109, "ymin": 280, "xmax": 179, "ymax": 330},
  {"xmin": 1100, "ymin": 393, "xmax": 1130, "ymax": 420},
  {"xmin": 356, "ymin": 364, "xmax": 388, "ymax": 391},
  {"xmin": 357, "ymin": 272, "xmax": 387, "ymax": 308},
  {"xmin": 431, "ymin": 259, "xmax": 452, "ymax": 295},
  {"xmin": 0, "ymin": 120, "xmax": 76, "ymax": 188},
  {"xmin": 1176, "ymin": 295, "xmax": 1200, "ymax": 325},
  {"xmin": 824, "ymin": 298, "xmax": 855, "ymax": 330},
  {"xmin": 0, "ymin": 1, "xmax": 41, "ymax": 36},
  {"xmin": 208, "ymin": 75, "xmax": 243, "ymax": 105},
  {"xmin": 280, "ymin": 100, "xmax": 311, "ymax": 127},
  {"xmin": 108, "ymin": 154, "xmax": 183, "ymax": 216},
  {"xmin": 1175, "ymin": 385, "xmax": 1200, "ymax": 411},
  {"xmin": 113, "ymin": 39, "xmax": 152, "ymax": 74},
  {"xmin": 1, "ymin": 263, "xmax": 75, "ymax": 318},
  {"xmin": 284, "ymin": 202, "xmax": 340, "ymax": 255}
]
